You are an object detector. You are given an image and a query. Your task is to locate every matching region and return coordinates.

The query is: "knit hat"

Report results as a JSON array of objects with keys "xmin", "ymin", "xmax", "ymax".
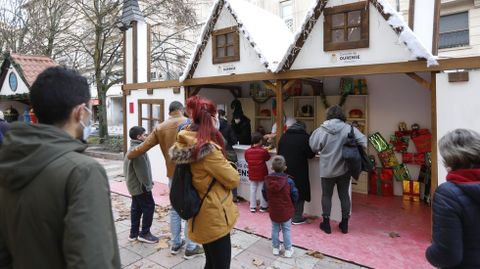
[{"xmin": 0, "ymin": 111, "xmax": 4, "ymax": 120}]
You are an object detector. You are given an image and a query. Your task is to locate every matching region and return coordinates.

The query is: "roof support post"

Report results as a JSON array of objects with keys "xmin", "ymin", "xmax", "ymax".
[{"xmin": 275, "ymin": 80, "xmax": 284, "ymax": 146}]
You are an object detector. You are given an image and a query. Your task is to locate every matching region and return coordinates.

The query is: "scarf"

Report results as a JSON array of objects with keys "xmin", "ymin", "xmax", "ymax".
[{"xmin": 446, "ymin": 169, "xmax": 480, "ymax": 185}]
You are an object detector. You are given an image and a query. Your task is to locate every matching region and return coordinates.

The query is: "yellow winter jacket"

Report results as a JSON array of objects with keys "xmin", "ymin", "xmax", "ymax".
[{"xmin": 169, "ymin": 129, "xmax": 240, "ymax": 244}]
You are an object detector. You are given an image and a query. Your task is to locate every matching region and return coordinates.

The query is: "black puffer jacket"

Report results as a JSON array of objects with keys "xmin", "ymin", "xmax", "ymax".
[{"xmin": 426, "ymin": 169, "xmax": 480, "ymax": 269}]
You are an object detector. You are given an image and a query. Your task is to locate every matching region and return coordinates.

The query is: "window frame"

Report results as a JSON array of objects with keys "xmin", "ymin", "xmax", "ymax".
[
  {"xmin": 439, "ymin": 11, "xmax": 469, "ymax": 49},
  {"xmin": 212, "ymin": 26, "xmax": 240, "ymax": 64},
  {"xmin": 324, "ymin": 1, "xmax": 369, "ymax": 51},
  {"xmin": 137, "ymin": 99, "xmax": 165, "ymax": 133}
]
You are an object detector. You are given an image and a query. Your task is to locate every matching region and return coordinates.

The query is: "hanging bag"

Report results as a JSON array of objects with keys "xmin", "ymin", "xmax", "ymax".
[
  {"xmin": 342, "ymin": 125, "xmax": 362, "ymax": 180},
  {"xmin": 170, "ymin": 163, "xmax": 216, "ymax": 222}
]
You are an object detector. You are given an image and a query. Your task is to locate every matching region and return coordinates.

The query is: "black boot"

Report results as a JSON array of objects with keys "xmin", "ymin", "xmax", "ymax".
[
  {"xmin": 319, "ymin": 216, "xmax": 331, "ymax": 234},
  {"xmin": 339, "ymin": 217, "xmax": 349, "ymax": 234}
]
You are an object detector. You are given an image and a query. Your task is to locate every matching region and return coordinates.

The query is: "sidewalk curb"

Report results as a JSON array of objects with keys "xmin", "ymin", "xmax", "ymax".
[{"xmin": 85, "ymin": 148, "xmax": 124, "ymax": 160}]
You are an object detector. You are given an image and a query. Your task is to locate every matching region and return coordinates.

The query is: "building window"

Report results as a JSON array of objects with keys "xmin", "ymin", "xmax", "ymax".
[
  {"xmin": 212, "ymin": 27, "xmax": 240, "ymax": 64},
  {"xmin": 439, "ymin": 12, "xmax": 469, "ymax": 49},
  {"xmin": 138, "ymin": 99, "xmax": 164, "ymax": 133},
  {"xmin": 280, "ymin": 0, "xmax": 294, "ymax": 31},
  {"xmin": 324, "ymin": 1, "xmax": 369, "ymax": 51}
]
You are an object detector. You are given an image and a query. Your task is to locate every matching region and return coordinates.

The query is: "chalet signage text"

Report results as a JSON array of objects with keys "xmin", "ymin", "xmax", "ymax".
[
  {"xmin": 333, "ymin": 51, "xmax": 361, "ymax": 64},
  {"xmin": 217, "ymin": 64, "xmax": 237, "ymax": 74}
]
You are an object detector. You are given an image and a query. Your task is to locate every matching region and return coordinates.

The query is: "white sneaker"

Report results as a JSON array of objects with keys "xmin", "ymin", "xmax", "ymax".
[
  {"xmin": 284, "ymin": 248, "xmax": 294, "ymax": 258},
  {"xmin": 272, "ymin": 248, "xmax": 280, "ymax": 256}
]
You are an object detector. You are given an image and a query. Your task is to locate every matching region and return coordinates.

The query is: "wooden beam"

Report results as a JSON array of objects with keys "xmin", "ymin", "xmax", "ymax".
[
  {"xmin": 275, "ymin": 80, "xmax": 284, "ymax": 146},
  {"xmin": 430, "ymin": 71, "xmax": 438, "ymax": 203},
  {"xmin": 408, "ymin": 0, "xmax": 415, "ymax": 30},
  {"xmin": 132, "ymin": 21, "xmax": 138, "ymax": 84},
  {"xmin": 282, "ymin": 79, "xmax": 298, "ymax": 92},
  {"xmin": 432, "ymin": 0, "xmax": 441, "ymax": 55},
  {"xmin": 262, "ymin": 80, "xmax": 277, "ymax": 93},
  {"xmin": 123, "ymin": 57, "xmax": 480, "ymax": 91},
  {"xmin": 405, "ymin": 72, "xmax": 430, "ymax": 90}
]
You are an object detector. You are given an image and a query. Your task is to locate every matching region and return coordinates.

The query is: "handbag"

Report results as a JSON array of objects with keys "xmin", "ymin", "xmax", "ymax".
[{"xmin": 343, "ymin": 125, "xmax": 362, "ymax": 180}]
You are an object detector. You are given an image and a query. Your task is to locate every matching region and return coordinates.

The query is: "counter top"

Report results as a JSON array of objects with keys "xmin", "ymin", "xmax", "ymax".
[{"xmin": 233, "ymin": 144, "xmax": 277, "ymax": 154}]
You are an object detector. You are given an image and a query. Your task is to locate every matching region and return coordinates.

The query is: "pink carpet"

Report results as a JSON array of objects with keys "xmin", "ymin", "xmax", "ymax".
[{"xmin": 110, "ymin": 181, "xmax": 433, "ymax": 269}]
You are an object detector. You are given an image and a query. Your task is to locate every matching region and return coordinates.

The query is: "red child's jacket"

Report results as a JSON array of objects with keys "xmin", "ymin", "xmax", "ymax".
[{"xmin": 244, "ymin": 145, "xmax": 270, "ymax": 181}]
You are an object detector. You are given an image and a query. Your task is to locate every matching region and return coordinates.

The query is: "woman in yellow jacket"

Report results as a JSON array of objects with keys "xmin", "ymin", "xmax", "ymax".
[{"xmin": 170, "ymin": 96, "xmax": 240, "ymax": 269}]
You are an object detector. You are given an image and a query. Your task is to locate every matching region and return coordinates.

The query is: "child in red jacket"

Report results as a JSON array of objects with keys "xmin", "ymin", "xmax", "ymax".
[{"xmin": 245, "ymin": 132, "xmax": 271, "ymax": 212}]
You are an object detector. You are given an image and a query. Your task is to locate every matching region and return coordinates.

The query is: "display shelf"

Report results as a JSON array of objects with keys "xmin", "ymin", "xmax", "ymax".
[
  {"xmin": 347, "ymin": 117, "xmax": 366, "ymax": 121},
  {"xmin": 255, "ymin": 116, "xmax": 271, "ymax": 119},
  {"xmin": 296, "ymin": 117, "xmax": 315, "ymax": 120}
]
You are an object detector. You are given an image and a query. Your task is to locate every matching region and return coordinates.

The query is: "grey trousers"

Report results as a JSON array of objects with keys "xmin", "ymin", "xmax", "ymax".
[
  {"xmin": 321, "ymin": 173, "xmax": 351, "ymax": 219},
  {"xmin": 293, "ymin": 200, "xmax": 305, "ymax": 221}
]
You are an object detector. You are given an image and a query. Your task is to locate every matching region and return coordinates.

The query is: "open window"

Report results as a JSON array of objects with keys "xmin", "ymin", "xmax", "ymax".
[
  {"xmin": 324, "ymin": 1, "xmax": 369, "ymax": 51},
  {"xmin": 212, "ymin": 27, "xmax": 240, "ymax": 64},
  {"xmin": 138, "ymin": 99, "xmax": 164, "ymax": 133}
]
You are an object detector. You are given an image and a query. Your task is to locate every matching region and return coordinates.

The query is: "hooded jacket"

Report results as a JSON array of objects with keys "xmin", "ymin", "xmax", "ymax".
[
  {"xmin": 127, "ymin": 110, "xmax": 187, "ymax": 178},
  {"xmin": 262, "ymin": 172, "xmax": 299, "ymax": 223},
  {"xmin": 169, "ymin": 129, "xmax": 240, "ymax": 244},
  {"xmin": 124, "ymin": 139, "xmax": 153, "ymax": 196},
  {"xmin": 426, "ymin": 169, "xmax": 480, "ymax": 269},
  {"xmin": 309, "ymin": 119, "xmax": 367, "ymax": 178},
  {"xmin": 244, "ymin": 145, "xmax": 271, "ymax": 181},
  {"xmin": 0, "ymin": 123, "xmax": 120, "ymax": 269}
]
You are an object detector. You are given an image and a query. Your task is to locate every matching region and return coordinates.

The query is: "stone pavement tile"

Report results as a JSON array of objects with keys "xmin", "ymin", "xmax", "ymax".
[
  {"xmin": 274, "ymin": 248, "xmax": 318, "ymax": 269},
  {"xmin": 145, "ymin": 248, "xmax": 185, "ymax": 268},
  {"xmin": 231, "ymin": 230, "xmax": 261, "ymax": 258},
  {"xmin": 231, "ymin": 249, "xmax": 276, "ymax": 269},
  {"xmin": 312, "ymin": 257, "xmax": 363, "ymax": 269},
  {"xmin": 118, "ymin": 230, "xmax": 134, "ymax": 247},
  {"xmin": 171, "ymin": 255, "xmax": 206, "ymax": 269},
  {"xmin": 244, "ymin": 238, "xmax": 276, "ymax": 259},
  {"xmin": 120, "ymin": 247, "xmax": 143, "ymax": 268},
  {"xmin": 123, "ymin": 258, "xmax": 165, "ymax": 269},
  {"xmin": 115, "ymin": 221, "xmax": 131, "ymax": 234},
  {"xmin": 123, "ymin": 241, "xmax": 158, "ymax": 258}
]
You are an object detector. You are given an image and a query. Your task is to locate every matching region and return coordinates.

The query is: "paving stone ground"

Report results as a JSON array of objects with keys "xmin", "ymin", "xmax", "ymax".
[{"xmin": 96, "ymin": 157, "xmax": 368, "ymax": 269}]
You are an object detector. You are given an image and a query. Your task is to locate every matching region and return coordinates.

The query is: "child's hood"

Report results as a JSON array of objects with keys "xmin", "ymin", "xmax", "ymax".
[{"xmin": 265, "ymin": 174, "xmax": 288, "ymax": 192}]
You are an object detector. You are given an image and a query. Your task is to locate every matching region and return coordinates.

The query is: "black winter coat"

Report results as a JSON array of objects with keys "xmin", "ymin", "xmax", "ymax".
[
  {"xmin": 426, "ymin": 172, "xmax": 480, "ymax": 269},
  {"xmin": 277, "ymin": 128, "xmax": 315, "ymax": 201},
  {"xmin": 219, "ymin": 118, "xmax": 237, "ymax": 151},
  {"xmin": 231, "ymin": 115, "xmax": 251, "ymax": 145}
]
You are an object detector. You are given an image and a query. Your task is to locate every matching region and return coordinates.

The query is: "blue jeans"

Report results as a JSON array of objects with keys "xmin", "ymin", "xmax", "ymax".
[
  {"xmin": 271, "ymin": 220, "xmax": 292, "ymax": 250},
  {"xmin": 169, "ymin": 178, "xmax": 197, "ymax": 251},
  {"xmin": 250, "ymin": 181, "xmax": 268, "ymax": 209},
  {"xmin": 130, "ymin": 191, "xmax": 155, "ymax": 237}
]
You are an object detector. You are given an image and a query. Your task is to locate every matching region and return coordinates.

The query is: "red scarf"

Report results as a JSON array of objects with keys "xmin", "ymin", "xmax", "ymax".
[{"xmin": 446, "ymin": 169, "xmax": 480, "ymax": 185}]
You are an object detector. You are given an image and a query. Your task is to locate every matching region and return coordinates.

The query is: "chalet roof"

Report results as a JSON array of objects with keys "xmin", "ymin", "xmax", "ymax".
[
  {"xmin": 121, "ymin": 0, "xmax": 145, "ymax": 26},
  {"xmin": 179, "ymin": 0, "xmax": 293, "ymax": 82},
  {"xmin": 0, "ymin": 52, "xmax": 56, "ymax": 89},
  {"xmin": 278, "ymin": 0, "xmax": 438, "ymax": 71}
]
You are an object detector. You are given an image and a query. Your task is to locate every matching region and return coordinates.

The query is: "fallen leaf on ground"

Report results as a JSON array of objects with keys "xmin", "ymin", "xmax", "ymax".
[
  {"xmin": 232, "ymin": 244, "xmax": 242, "ymax": 249},
  {"xmin": 155, "ymin": 238, "xmax": 169, "ymax": 250},
  {"xmin": 306, "ymin": 250, "xmax": 325, "ymax": 259},
  {"xmin": 243, "ymin": 226, "xmax": 256, "ymax": 234},
  {"xmin": 252, "ymin": 258, "xmax": 264, "ymax": 267},
  {"xmin": 389, "ymin": 232, "xmax": 401, "ymax": 238}
]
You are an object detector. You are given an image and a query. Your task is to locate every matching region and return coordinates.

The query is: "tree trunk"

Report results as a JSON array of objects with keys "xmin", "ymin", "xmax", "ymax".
[{"xmin": 97, "ymin": 86, "xmax": 109, "ymax": 142}]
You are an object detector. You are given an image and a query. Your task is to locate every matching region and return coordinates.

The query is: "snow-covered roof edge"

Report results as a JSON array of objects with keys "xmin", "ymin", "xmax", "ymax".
[
  {"xmin": 373, "ymin": 0, "xmax": 438, "ymax": 67},
  {"xmin": 225, "ymin": 0, "xmax": 293, "ymax": 73},
  {"xmin": 179, "ymin": 0, "xmax": 223, "ymax": 82},
  {"xmin": 276, "ymin": 0, "xmax": 326, "ymax": 72},
  {"xmin": 278, "ymin": 0, "xmax": 438, "ymax": 72}
]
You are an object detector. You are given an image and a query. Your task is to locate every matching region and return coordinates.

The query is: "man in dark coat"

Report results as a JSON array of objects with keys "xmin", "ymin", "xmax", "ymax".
[
  {"xmin": 218, "ymin": 109, "xmax": 239, "ymax": 201},
  {"xmin": 278, "ymin": 121, "xmax": 315, "ymax": 224},
  {"xmin": 0, "ymin": 67, "xmax": 120, "ymax": 269},
  {"xmin": 230, "ymin": 99, "xmax": 251, "ymax": 145},
  {"xmin": 426, "ymin": 129, "xmax": 480, "ymax": 269}
]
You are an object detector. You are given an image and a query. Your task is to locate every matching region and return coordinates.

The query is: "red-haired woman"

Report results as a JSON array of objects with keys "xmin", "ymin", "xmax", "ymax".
[{"xmin": 170, "ymin": 96, "xmax": 240, "ymax": 269}]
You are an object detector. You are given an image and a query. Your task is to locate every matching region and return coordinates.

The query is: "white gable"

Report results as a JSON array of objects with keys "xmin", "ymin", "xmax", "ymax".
[
  {"xmin": 181, "ymin": 0, "xmax": 293, "ymax": 81},
  {"xmin": 289, "ymin": 0, "xmax": 437, "ymax": 71},
  {"xmin": 192, "ymin": 5, "xmax": 268, "ymax": 79},
  {"xmin": 1, "ymin": 68, "xmax": 29, "ymax": 96}
]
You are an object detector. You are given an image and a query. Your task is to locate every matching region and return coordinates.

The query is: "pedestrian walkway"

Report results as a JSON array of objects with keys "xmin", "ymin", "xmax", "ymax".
[
  {"xmin": 98, "ymin": 158, "xmax": 367, "ymax": 269},
  {"xmin": 111, "ymin": 193, "xmax": 367, "ymax": 269}
]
